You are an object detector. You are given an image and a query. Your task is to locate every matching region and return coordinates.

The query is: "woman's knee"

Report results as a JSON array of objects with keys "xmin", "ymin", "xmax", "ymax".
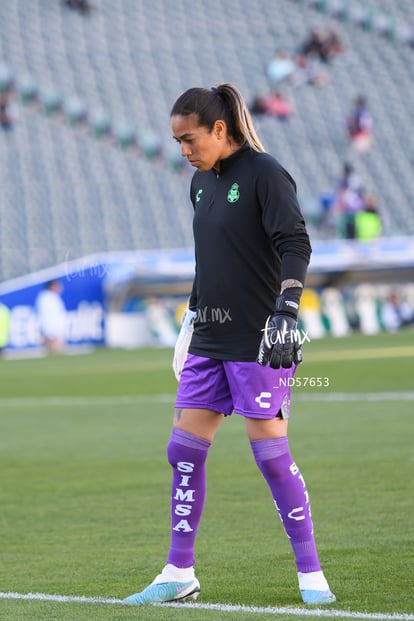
[{"xmin": 173, "ymin": 408, "xmax": 223, "ymax": 442}]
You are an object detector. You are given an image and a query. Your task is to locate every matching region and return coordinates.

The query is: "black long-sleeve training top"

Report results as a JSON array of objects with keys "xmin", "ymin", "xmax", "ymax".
[{"xmin": 188, "ymin": 144, "xmax": 311, "ymax": 361}]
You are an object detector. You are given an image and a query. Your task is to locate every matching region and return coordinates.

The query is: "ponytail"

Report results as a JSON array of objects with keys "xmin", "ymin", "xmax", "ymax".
[{"xmin": 214, "ymin": 83, "xmax": 265, "ymax": 153}]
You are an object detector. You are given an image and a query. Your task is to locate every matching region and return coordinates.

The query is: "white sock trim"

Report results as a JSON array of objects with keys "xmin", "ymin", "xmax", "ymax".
[
  {"xmin": 153, "ymin": 564, "xmax": 195, "ymax": 584},
  {"xmin": 298, "ymin": 570, "xmax": 330, "ymax": 591}
]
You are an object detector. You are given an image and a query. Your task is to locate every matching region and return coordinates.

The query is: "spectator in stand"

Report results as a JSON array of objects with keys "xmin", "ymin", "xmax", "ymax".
[
  {"xmin": 338, "ymin": 162, "xmax": 362, "ymax": 193},
  {"xmin": 264, "ymin": 90, "xmax": 294, "ymax": 120},
  {"xmin": 0, "ymin": 92, "xmax": 13, "ymax": 130},
  {"xmin": 346, "ymin": 96, "xmax": 373, "ymax": 153},
  {"xmin": 301, "ymin": 29, "xmax": 328, "ymax": 61},
  {"xmin": 355, "ymin": 194, "xmax": 382, "ymax": 240},
  {"xmin": 300, "ymin": 27, "xmax": 344, "ymax": 63},
  {"xmin": 63, "ymin": 0, "xmax": 91, "ymax": 14},
  {"xmin": 266, "ymin": 51, "xmax": 296, "ymax": 87},
  {"xmin": 332, "ymin": 162, "xmax": 365, "ymax": 239},
  {"xmin": 318, "ymin": 163, "xmax": 361, "ymax": 235},
  {"xmin": 250, "ymin": 90, "xmax": 294, "ymax": 121},
  {"xmin": 249, "ymin": 94, "xmax": 268, "ymax": 116},
  {"xmin": 323, "ymin": 28, "xmax": 345, "ymax": 61},
  {"xmin": 336, "ymin": 186, "xmax": 365, "ymax": 239},
  {"xmin": 289, "ymin": 54, "xmax": 330, "ymax": 88}
]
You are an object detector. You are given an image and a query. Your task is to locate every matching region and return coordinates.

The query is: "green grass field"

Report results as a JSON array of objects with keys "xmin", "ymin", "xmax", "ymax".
[{"xmin": 1, "ymin": 330, "xmax": 413, "ymax": 621}]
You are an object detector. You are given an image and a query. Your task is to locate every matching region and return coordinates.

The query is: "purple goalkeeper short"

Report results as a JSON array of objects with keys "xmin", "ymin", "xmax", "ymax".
[{"xmin": 175, "ymin": 354, "xmax": 296, "ymax": 420}]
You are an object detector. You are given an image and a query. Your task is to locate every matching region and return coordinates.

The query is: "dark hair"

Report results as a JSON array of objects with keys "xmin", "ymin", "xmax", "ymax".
[
  {"xmin": 45, "ymin": 279, "xmax": 61, "ymax": 290},
  {"xmin": 170, "ymin": 83, "xmax": 265, "ymax": 152}
]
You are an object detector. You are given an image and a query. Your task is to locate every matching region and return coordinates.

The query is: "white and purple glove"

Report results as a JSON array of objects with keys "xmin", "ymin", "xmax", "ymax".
[{"xmin": 172, "ymin": 308, "xmax": 197, "ymax": 381}]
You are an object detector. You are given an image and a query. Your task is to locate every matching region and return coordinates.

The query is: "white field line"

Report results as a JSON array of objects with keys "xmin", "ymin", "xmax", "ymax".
[
  {"xmin": 0, "ymin": 592, "xmax": 413, "ymax": 620},
  {"xmin": 294, "ymin": 392, "xmax": 414, "ymax": 402},
  {"xmin": 0, "ymin": 392, "xmax": 414, "ymax": 409},
  {"xmin": 0, "ymin": 394, "xmax": 175, "ymax": 407},
  {"xmin": 304, "ymin": 346, "xmax": 414, "ymax": 362}
]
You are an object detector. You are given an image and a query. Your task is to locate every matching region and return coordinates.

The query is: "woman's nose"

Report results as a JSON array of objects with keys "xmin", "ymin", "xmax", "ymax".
[{"xmin": 181, "ymin": 144, "xmax": 191, "ymax": 157}]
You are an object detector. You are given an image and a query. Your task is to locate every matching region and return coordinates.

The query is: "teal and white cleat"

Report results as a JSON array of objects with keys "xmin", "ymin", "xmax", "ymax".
[
  {"xmin": 298, "ymin": 571, "xmax": 336, "ymax": 605},
  {"xmin": 124, "ymin": 578, "xmax": 200, "ymax": 605},
  {"xmin": 124, "ymin": 564, "xmax": 200, "ymax": 605},
  {"xmin": 300, "ymin": 589, "xmax": 336, "ymax": 605}
]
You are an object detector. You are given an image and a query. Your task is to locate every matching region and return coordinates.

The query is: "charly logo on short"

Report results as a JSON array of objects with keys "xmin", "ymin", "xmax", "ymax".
[
  {"xmin": 255, "ymin": 391, "xmax": 272, "ymax": 409},
  {"xmin": 227, "ymin": 183, "xmax": 240, "ymax": 203}
]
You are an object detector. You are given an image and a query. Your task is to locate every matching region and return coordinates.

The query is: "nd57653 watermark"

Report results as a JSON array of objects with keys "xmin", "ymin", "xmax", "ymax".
[{"xmin": 278, "ymin": 377, "xmax": 330, "ymax": 388}]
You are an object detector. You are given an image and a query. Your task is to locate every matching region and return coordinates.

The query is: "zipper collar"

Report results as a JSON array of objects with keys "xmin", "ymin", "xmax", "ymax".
[{"xmin": 213, "ymin": 143, "xmax": 250, "ymax": 175}]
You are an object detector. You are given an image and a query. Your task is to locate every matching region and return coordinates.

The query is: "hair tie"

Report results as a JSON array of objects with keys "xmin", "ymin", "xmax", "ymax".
[{"xmin": 211, "ymin": 86, "xmax": 219, "ymax": 95}]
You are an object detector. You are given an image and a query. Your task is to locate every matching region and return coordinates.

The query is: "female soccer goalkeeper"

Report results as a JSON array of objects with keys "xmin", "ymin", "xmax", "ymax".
[{"xmin": 125, "ymin": 83, "xmax": 335, "ymax": 607}]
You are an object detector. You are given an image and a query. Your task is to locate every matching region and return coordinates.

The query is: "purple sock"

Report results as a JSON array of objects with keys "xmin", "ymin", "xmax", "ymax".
[
  {"xmin": 166, "ymin": 428, "xmax": 211, "ymax": 568},
  {"xmin": 250, "ymin": 436, "xmax": 321, "ymax": 573}
]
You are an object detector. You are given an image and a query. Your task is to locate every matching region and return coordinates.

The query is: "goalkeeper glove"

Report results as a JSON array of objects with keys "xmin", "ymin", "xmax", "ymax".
[
  {"xmin": 172, "ymin": 308, "xmax": 197, "ymax": 381},
  {"xmin": 256, "ymin": 287, "xmax": 303, "ymax": 369}
]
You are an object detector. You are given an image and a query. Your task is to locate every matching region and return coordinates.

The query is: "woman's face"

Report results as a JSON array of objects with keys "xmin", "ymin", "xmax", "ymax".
[{"xmin": 171, "ymin": 113, "xmax": 228, "ymax": 172}]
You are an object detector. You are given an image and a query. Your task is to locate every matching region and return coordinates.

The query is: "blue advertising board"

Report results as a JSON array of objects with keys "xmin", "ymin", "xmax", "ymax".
[{"xmin": 0, "ymin": 255, "xmax": 109, "ymax": 351}]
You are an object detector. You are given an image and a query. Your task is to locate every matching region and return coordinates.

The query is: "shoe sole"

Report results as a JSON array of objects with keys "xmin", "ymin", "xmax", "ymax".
[{"xmin": 173, "ymin": 585, "xmax": 200, "ymax": 603}]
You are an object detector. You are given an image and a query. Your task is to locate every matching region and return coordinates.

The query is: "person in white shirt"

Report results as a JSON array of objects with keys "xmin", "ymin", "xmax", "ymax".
[{"xmin": 35, "ymin": 280, "xmax": 67, "ymax": 352}]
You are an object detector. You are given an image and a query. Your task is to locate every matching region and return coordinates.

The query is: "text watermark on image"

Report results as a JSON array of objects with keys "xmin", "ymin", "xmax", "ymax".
[
  {"xmin": 265, "ymin": 327, "xmax": 311, "ymax": 346},
  {"xmin": 195, "ymin": 306, "xmax": 232, "ymax": 324},
  {"xmin": 277, "ymin": 377, "xmax": 330, "ymax": 388},
  {"xmin": 64, "ymin": 249, "xmax": 110, "ymax": 282}
]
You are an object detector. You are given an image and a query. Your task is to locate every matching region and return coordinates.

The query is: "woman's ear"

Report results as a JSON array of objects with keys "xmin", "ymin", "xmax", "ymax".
[{"xmin": 214, "ymin": 119, "xmax": 226, "ymax": 139}]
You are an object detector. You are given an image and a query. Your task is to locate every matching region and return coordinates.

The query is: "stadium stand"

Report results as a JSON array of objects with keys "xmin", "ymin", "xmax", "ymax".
[{"xmin": 0, "ymin": 0, "xmax": 413, "ymax": 281}]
